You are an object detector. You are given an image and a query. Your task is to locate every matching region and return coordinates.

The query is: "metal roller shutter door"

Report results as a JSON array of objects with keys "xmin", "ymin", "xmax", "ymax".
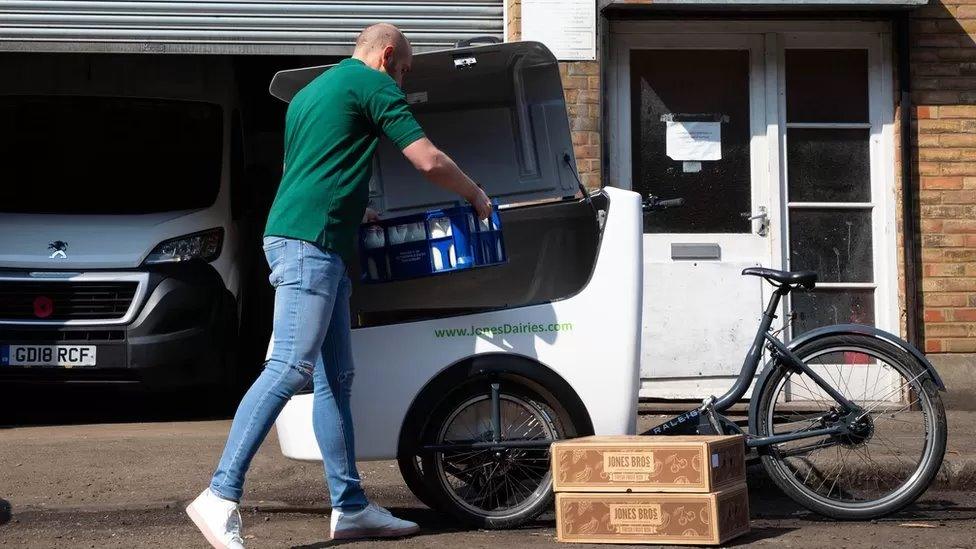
[{"xmin": 0, "ymin": 0, "xmax": 504, "ymax": 54}]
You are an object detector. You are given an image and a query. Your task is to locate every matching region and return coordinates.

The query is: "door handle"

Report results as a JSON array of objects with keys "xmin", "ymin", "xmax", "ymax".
[{"xmin": 741, "ymin": 206, "xmax": 769, "ymax": 237}]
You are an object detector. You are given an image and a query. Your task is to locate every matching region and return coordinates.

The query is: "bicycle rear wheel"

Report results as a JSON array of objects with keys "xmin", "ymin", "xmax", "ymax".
[{"xmin": 755, "ymin": 333, "xmax": 946, "ymax": 520}]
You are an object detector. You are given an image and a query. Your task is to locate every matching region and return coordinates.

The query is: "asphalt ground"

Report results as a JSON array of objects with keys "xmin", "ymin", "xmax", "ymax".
[{"xmin": 1, "ymin": 387, "xmax": 974, "ymax": 548}]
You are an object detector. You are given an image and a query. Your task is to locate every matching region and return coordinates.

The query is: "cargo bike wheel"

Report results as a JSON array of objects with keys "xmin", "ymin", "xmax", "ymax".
[
  {"xmin": 398, "ymin": 377, "xmax": 584, "ymax": 529},
  {"xmin": 755, "ymin": 333, "xmax": 947, "ymax": 520}
]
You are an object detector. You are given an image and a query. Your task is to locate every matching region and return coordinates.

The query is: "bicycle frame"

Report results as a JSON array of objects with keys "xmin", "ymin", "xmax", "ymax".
[{"xmin": 644, "ymin": 283, "xmax": 864, "ymax": 449}]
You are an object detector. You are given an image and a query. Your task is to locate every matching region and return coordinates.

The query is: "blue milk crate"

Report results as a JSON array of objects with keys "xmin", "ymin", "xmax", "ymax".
[{"xmin": 358, "ymin": 202, "xmax": 506, "ymax": 283}]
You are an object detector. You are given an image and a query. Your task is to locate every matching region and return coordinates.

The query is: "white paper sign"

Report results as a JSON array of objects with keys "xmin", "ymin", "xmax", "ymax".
[
  {"xmin": 666, "ymin": 121, "xmax": 722, "ymax": 161},
  {"xmin": 521, "ymin": 0, "xmax": 596, "ymax": 61}
]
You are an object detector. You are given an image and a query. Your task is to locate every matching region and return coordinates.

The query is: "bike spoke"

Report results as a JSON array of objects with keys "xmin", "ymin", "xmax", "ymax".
[
  {"xmin": 446, "ymin": 449, "xmax": 492, "ymax": 464},
  {"xmin": 857, "ymin": 371, "xmax": 927, "ymax": 419},
  {"xmin": 854, "ymin": 445, "xmax": 908, "ymax": 489},
  {"xmin": 825, "ymin": 447, "xmax": 855, "ymax": 500},
  {"xmin": 776, "ymin": 437, "xmax": 842, "ymax": 458}
]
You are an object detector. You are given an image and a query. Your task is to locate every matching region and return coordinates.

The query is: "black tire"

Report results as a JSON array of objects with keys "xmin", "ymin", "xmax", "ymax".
[
  {"xmin": 397, "ymin": 446, "xmax": 440, "ymax": 511},
  {"xmin": 755, "ymin": 333, "xmax": 947, "ymax": 520},
  {"xmin": 414, "ymin": 378, "xmax": 580, "ymax": 529}
]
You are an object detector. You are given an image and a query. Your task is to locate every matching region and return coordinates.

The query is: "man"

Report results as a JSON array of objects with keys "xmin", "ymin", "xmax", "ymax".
[{"xmin": 187, "ymin": 23, "xmax": 491, "ymax": 548}]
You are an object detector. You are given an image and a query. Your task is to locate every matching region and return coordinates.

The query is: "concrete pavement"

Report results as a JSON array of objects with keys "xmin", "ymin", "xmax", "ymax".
[
  {"xmin": 2, "ymin": 419, "xmax": 976, "ymax": 548},
  {"xmin": 1, "ymin": 391, "xmax": 975, "ymax": 547}
]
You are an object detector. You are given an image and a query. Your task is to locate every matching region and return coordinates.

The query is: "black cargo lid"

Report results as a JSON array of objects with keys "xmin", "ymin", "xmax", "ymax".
[{"xmin": 269, "ymin": 41, "xmax": 580, "ymax": 216}]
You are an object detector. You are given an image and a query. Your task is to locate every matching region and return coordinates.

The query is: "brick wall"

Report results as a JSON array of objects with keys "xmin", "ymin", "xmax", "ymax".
[
  {"xmin": 506, "ymin": 0, "xmax": 603, "ymax": 190},
  {"xmin": 506, "ymin": 0, "xmax": 521, "ymax": 40},
  {"xmin": 911, "ymin": 1, "xmax": 976, "ymax": 353}
]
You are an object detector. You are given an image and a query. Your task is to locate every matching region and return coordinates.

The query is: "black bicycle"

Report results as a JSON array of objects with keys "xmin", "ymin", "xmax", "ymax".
[
  {"xmin": 401, "ymin": 195, "xmax": 947, "ymax": 527},
  {"xmin": 640, "ymin": 194, "xmax": 947, "ymax": 520}
]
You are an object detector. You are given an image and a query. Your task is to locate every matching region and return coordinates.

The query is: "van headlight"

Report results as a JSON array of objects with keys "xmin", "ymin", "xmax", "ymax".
[{"xmin": 144, "ymin": 228, "xmax": 223, "ymax": 264}]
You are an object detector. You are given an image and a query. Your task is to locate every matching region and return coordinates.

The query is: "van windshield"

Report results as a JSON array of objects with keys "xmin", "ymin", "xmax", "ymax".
[{"xmin": 0, "ymin": 96, "xmax": 222, "ymax": 214}]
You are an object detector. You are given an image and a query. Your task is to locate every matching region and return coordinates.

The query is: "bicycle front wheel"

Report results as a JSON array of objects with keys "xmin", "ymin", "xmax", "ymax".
[{"xmin": 755, "ymin": 333, "xmax": 946, "ymax": 520}]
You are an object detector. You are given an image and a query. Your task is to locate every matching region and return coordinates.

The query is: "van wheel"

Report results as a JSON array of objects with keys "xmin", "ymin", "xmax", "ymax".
[{"xmin": 415, "ymin": 379, "xmax": 573, "ymax": 529}]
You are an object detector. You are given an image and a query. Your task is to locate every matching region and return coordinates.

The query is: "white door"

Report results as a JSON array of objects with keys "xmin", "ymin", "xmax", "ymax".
[
  {"xmin": 610, "ymin": 33, "xmax": 777, "ymax": 398},
  {"xmin": 609, "ymin": 22, "xmax": 899, "ymax": 401}
]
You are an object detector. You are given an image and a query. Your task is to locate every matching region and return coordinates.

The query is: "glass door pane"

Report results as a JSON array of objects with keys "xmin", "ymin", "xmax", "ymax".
[
  {"xmin": 788, "ymin": 209, "xmax": 873, "ymax": 282},
  {"xmin": 785, "ymin": 49, "xmax": 869, "ymax": 123},
  {"xmin": 785, "ymin": 49, "xmax": 875, "ymax": 335},
  {"xmin": 786, "ymin": 128, "xmax": 871, "ymax": 202},
  {"xmin": 630, "ymin": 49, "xmax": 752, "ymax": 233}
]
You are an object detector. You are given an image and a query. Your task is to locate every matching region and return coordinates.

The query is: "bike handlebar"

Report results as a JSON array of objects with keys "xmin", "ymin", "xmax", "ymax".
[{"xmin": 643, "ymin": 195, "xmax": 685, "ymax": 212}]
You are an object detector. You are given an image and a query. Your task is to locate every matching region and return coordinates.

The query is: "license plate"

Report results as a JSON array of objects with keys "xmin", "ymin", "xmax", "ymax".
[{"xmin": 1, "ymin": 345, "xmax": 97, "ymax": 367}]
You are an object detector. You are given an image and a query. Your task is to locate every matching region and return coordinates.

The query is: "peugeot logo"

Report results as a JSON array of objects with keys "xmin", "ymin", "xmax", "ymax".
[
  {"xmin": 48, "ymin": 241, "xmax": 68, "ymax": 260},
  {"xmin": 33, "ymin": 295, "xmax": 54, "ymax": 318}
]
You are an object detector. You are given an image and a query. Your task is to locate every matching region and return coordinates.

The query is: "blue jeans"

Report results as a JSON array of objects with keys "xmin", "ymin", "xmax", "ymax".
[{"xmin": 209, "ymin": 237, "xmax": 368, "ymax": 510}]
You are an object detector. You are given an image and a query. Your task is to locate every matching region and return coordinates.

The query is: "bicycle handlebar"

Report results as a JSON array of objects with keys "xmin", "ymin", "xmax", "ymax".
[{"xmin": 643, "ymin": 195, "xmax": 685, "ymax": 212}]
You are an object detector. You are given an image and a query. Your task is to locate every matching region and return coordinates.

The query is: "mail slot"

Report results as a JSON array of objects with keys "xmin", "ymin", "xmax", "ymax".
[{"xmin": 671, "ymin": 243, "xmax": 721, "ymax": 260}]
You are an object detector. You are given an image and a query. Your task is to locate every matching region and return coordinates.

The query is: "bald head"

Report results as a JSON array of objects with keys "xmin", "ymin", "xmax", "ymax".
[
  {"xmin": 353, "ymin": 23, "xmax": 413, "ymax": 87},
  {"xmin": 354, "ymin": 23, "xmax": 409, "ymax": 56}
]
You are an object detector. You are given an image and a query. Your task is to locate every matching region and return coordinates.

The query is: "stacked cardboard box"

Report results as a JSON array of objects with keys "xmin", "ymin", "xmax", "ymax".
[{"xmin": 550, "ymin": 435, "xmax": 750, "ymax": 545}]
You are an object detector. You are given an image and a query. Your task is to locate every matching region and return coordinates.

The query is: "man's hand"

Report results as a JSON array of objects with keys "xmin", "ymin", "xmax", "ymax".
[
  {"xmin": 363, "ymin": 207, "xmax": 381, "ymax": 223},
  {"xmin": 467, "ymin": 186, "xmax": 492, "ymax": 221},
  {"xmin": 402, "ymin": 138, "xmax": 492, "ymax": 220}
]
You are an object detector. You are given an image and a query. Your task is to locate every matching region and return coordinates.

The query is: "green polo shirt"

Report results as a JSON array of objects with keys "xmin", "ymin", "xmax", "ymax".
[{"xmin": 264, "ymin": 58, "xmax": 426, "ymax": 263}]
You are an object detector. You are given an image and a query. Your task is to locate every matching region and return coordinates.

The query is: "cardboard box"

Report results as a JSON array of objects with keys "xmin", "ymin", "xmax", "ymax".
[
  {"xmin": 551, "ymin": 435, "xmax": 745, "ymax": 493},
  {"xmin": 555, "ymin": 484, "xmax": 750, "ymax": 545}
]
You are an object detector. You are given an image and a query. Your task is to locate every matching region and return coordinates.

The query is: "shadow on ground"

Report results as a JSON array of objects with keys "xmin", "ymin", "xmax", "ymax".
[
  {"xmin": 0, "ymin": 498, "xmax": 11, "ymax": 527},
  {"xmin": 288, "ymin": 506, "xmax": 548, "ymax": 548},
  {"xmin": 0, "ymin": 385, "xmax": 240, "ymax": 428},
  {"xmin": 728, "ymin": 527, "xmax": 800, "ymax": 546},
  {"xmin": 747, "ymin": 465, "xmax": 976, "ymax": 523}
]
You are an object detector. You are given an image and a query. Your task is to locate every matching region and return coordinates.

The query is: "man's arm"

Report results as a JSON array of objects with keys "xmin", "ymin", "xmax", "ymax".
[
  {"xmin": 401, "ymin": 137, "xmax": 492, "ymax": 220},
  {"xmin": 363, "ymin": 83, "xmax": 492, "ymax": 219}
]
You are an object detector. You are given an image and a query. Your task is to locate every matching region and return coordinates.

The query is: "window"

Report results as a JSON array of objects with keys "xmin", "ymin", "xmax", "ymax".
[
  {"xmin": 0, "ymin": 96, "xmax": 223, "ymax": 214},
  {"xmin": 785, "ymin": 50, "xmax": 876, "ymax": 335},
  {"xmin": 629, "ymin": 49, "xmax": 752, "ymax": 234}
]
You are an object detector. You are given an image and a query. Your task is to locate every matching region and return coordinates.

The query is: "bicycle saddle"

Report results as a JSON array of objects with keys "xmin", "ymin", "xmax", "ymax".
[{"xmin": 742, "ymin": 267, "xmax": 817, "ymax": 289}]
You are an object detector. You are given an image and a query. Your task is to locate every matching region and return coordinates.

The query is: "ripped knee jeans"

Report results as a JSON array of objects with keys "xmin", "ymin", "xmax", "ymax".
[{"xmin": 209, "ymin": 237, "xmax": 368, "ymax": 510}]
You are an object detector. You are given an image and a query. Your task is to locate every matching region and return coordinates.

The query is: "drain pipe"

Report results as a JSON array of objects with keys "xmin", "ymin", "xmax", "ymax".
[{"xmin": 897, "ymin": 12, "xmax": 923, "ymax": 348}]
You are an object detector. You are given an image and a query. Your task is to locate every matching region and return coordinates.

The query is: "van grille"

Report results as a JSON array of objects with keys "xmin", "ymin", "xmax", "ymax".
[
  {"xmin": 0, "ymin": 329, "xmax": 125, "ymax": 342},
  {"xmin": 0, "ymin": 281, "xmax": 138, "ymax": 321}
]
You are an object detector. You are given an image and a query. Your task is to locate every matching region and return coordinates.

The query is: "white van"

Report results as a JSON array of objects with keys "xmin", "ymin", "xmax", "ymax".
[
  {"xmin": 0, "ymin": 54, "xmax": 253, "ymax": 388},
  {"xmin": 270, "ymin": 42, "xmax": 644, "ymax": 529}
]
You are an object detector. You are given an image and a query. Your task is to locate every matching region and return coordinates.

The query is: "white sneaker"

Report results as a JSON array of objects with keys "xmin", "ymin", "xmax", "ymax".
[
  {"xmin": 186, "ymin": 489, "xmax": 245, "ymax": 549},
  {"xmin": 330, "ymin": 503, "xmax": 420, "ymax": 540}
]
